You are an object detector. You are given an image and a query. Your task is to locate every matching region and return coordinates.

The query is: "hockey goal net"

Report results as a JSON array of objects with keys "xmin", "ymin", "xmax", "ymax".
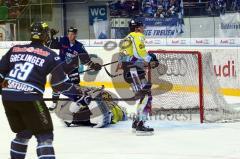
[{"xmin": 148, "ymin": 50, "xmax": 240, "ymax": 123}]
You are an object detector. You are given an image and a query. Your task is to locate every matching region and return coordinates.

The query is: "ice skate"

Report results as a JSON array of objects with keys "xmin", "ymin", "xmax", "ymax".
[{"xmin": 135, "ymin": 121, "xmax": 154, "ymax": 136}]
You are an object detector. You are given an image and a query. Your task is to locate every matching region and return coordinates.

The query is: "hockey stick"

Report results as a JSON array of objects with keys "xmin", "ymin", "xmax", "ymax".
[
  {"xmin": 43, "ymin": 84, "xmax": 138, "ymax": 101},
  {"xmin": 104, "ymin": 66, "xmax": 123, "ymax": 78},
  {"xmin": 79, "ymin": 61, "xmax": 118, "ymax": 74},
  {"xmin": 103, "ymin": 64, "xmax": 151, "ymax": 78},
  {"xmin": 43, "ymin": 96, "xmax": 137, "ymax": 101}
]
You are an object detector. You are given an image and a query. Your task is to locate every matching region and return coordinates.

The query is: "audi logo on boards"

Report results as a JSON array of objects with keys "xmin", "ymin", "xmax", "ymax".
[{"xmin": 156, "ymin": 56, "xmax": 188, "ymax": 76}]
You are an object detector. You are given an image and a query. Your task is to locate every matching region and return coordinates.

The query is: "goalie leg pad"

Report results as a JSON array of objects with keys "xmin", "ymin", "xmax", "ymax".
[
  {"xmin": 89, "ymin": 100, "xmax": 112, "ymax": 128},
  {"xmin": 73, "ymin": 106, "xmax": 92, "ymax": 122}
]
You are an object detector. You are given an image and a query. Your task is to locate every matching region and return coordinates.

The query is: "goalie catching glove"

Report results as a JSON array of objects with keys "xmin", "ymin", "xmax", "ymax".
[{"xmin": 149, "ymin": 53, "xmax": 159, "ymax": 69}]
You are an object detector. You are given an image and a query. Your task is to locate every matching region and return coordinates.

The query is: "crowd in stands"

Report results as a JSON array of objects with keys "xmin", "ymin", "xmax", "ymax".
[
  {"xmin": 0, "ymin": 0, "xmax": 29, "ymax": 20},
  {"xmin": 108, "ymin": 0, "xmax": 182, "ymax": 18},
  {"xmin": 108, "ymin": 0, "xmax": 240, "ymax": 18},
  {"xmin": 207, "ymin": 0, "xmax": 240, "ymax": 15}
]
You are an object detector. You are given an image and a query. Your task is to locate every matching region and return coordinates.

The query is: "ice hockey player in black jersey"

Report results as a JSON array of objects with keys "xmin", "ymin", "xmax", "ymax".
[
  {"xmin": 0, "ymin": 22, "xmax": 92, "ymax": 159},
  {"xmin": 47, "ymin": 26, "xmax": 102, "ymax": 111}
]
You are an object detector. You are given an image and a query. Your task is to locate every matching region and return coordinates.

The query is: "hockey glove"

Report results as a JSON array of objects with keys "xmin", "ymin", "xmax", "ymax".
[
  {"xmin": 90, "ymin": 62, "xmax": 102, "ymax": 71},
  {"xmin": 149, "ymin": 53, "xmax": 159, "ymax": 69},
  {"xmin": 50, "ymin": 28, "xmax": 59, "ymax": 39}
]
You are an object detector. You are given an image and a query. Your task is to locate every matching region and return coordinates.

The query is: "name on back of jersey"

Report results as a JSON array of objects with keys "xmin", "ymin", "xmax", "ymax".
[{"xmin": 10, "ymin": 54, "xmax": 45, "ymax": 67}]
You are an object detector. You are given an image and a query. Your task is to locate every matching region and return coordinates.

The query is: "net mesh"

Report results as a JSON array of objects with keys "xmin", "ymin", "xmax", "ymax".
[{"xmin": 149, "ymin": 50, "xmax": 240, "ymax": 123}]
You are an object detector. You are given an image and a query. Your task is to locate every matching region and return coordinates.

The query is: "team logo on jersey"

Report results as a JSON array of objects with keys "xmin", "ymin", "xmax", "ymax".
[
  {"xmin": 65, "ymin": 52, "xmax": 78, "ymax": 64},
  {"xmin": 139, "ymin": 44, "xmax": 145, "ymax": 49},
  {"xmin": 73, "ymin": 51, "xmax": 78, "ymax": 55}
]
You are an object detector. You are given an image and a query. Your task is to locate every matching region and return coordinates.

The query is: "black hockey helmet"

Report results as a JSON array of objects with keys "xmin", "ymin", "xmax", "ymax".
[
  {"xmin": 67, "ymin": 27, "xmax": 78, "ymax": 33},
  {"xmin": 30, "ymin": 22, "xmax": 49, "ymax": 43},
  {"xmin": 129, "ymin": 19, "xmax": 143, "ymax": 32}
]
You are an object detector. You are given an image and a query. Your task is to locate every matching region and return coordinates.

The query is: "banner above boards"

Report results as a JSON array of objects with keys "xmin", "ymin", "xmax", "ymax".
[
  {"xmin": 0, "ymin": 38, "xmax": 240, "ymax": 49},
  {"xmin": 219, "ymin": 13, "xmax": 240, "ymax": 37},
  {"xmin": 141, "ymin": 17, "xmax": 184, "ymax": 38}
]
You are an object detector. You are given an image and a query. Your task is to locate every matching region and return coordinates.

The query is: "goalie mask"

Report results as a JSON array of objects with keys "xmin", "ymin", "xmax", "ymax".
[{"xmin": 30, "ymin": 22, "xmax": 49, "ymax": 43}]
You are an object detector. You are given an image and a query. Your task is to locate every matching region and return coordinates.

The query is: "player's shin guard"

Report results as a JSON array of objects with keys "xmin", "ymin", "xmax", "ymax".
[
  {"xmin": 135, "ymin": 95, "xmax": 154, "ymax": 135},
  {"xmin": 137, "ymin": 95, "xmax": 150, "ymax": 122},
  {"xmin": 10, "ymin": 130, "xmax": 32, "ymax": 159},
  {"xmin": 36, "ymin": 133, "xmax": 55, "ymax": 159}
]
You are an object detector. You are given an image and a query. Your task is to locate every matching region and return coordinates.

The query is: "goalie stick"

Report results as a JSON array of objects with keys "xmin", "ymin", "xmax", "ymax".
[
  {"xmin": 43, "ymin": 84, "xmax": 141, "ymax": 101},
  {"xmin": 43, "ymin": 96, "xmax": 137, "ymax": 101}
]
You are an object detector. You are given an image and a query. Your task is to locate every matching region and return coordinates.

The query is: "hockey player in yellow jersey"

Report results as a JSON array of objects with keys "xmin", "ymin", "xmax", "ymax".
[{"xmin": 118, "ymin": 19, "xmax": 159, "ymax": 135}]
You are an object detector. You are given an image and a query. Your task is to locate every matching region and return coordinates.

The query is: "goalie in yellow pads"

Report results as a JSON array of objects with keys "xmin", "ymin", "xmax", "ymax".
[{"xmin": 53, "ymin": 87, "xmax": 127, "ymax": 128}]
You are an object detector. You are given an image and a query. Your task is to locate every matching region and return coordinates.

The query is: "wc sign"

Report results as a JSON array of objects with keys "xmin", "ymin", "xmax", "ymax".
[{"xmin": 89, "ymin": 6, "xmax": 107, "ymax": 25}]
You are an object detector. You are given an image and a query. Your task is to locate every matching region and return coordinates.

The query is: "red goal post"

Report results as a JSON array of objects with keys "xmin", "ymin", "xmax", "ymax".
[{"xmin": 148, "ymin": 50, "xmax": 204, "ymax": 123}]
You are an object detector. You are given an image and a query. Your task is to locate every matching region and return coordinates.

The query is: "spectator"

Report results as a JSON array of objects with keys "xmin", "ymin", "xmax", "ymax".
[
  {"xmin": 154, "ymin": 5, "xmax": 166, "ymax": 17},
  {"xmin": 142, "ymin": 0, "xmax": 157, "ymax": 17},
  {"xmin": 109, "ymin": 0, "xmax": 123, "ymax": 17},
  {"xmin": 123, "ymin": 0, "xmax": 140, "ymax": 17},
  {"xmin": 208, "ymin": 0, "xmax": 226, "ymax": 15},
  {"xmin": 154, "ymin": 0, "xmax": 180, "ymax": 18},
  {"xmin": 162, "ymin": 0, "xmax": 170, "ymax": 12},
  {"xmin": 0, "ymin": 0, "xmax": 8, "ymax": 20},
  {"xmin": 8, "ymin": 0, "xmax": 28, "ymax": 19},
  {"xmin": 232, "ymin": 0, "xmax": 240, "ymax": 11},
  {"xmin": 166, "ymin": 0, "xmax": 180, "ymax": 17},
  {"xmin": 217, "ymin": 0, "xmax": 226, "ymax": 14}
]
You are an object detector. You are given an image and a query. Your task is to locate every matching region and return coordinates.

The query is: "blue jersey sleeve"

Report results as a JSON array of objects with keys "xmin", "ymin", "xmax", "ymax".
[
  {"xmin": 49, "ymin": 53, "xmax": 82, "ymax": 100},
  {"xmin": 48, "ymin": 53, "xmax": 68, "ymax": 85},
  {"xmin": 76, "ymin": 43, "xmax": 91, "ymax": 65},
  {"xmin": 47, "ymin": 37, "xmax": 61, "ymax": 49},
  {"xmin": 59, "ymin": 36, "xmax": 68, "ymax": 61}
]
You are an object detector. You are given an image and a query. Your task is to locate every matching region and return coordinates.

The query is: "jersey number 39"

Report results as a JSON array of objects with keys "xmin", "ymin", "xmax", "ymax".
[{"xmin": 9, "ymin": 62, "xmax": 34, "ymax": 81}]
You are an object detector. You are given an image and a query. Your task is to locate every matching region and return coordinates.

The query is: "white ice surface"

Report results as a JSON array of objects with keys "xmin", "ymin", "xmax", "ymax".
[{"xmin": 1, "ymin": 89, "xmax": 240, "ymax": 159}]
